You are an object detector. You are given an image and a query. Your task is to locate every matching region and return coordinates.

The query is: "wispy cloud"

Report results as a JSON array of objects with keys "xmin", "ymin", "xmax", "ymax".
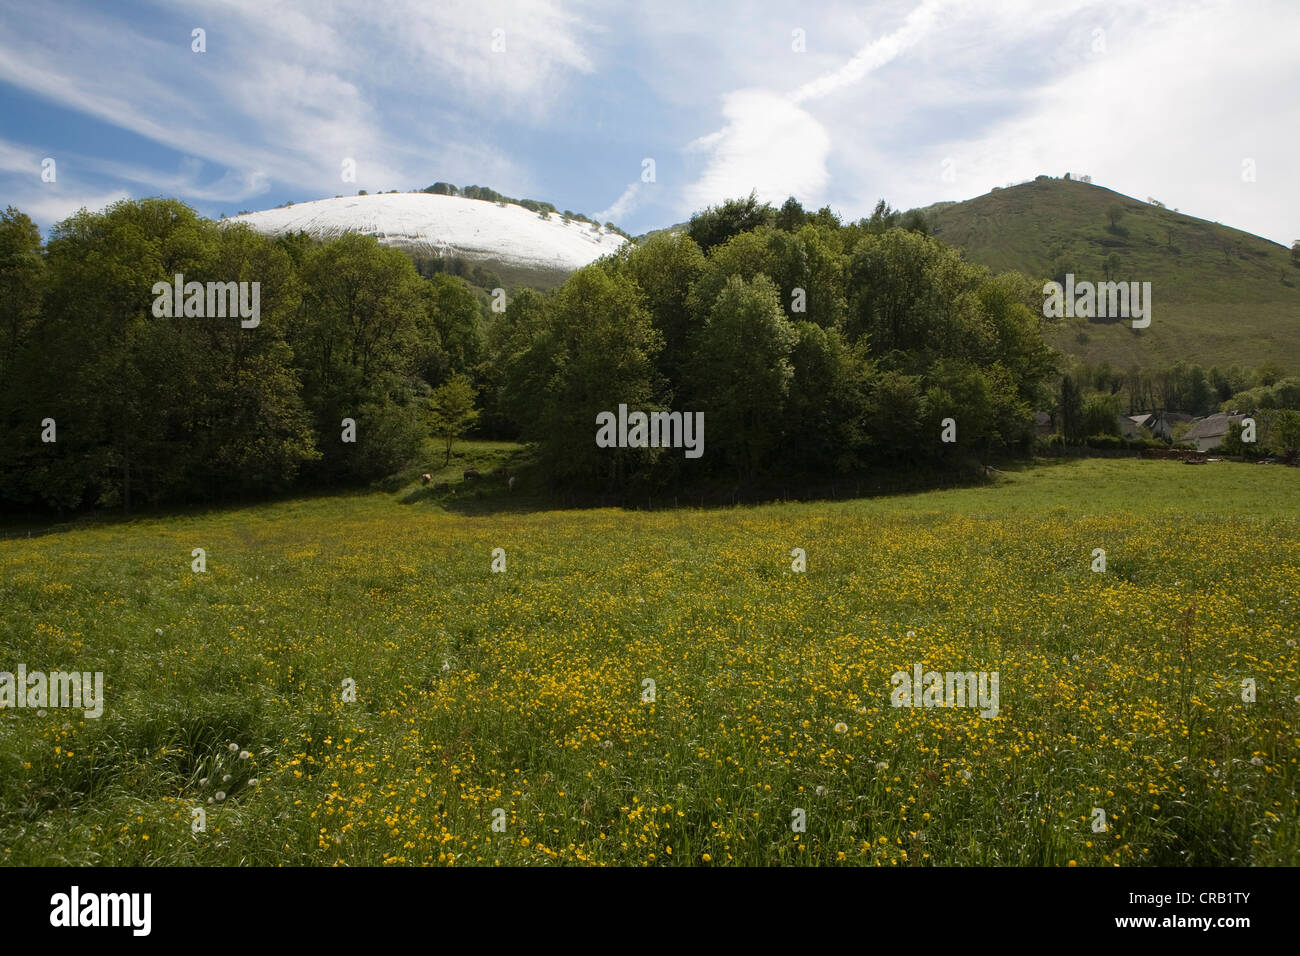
[
  {"xmin": 789, "ymin": 0, "xmax": 951, "ymax": 105},
  {"xmin": 0, "ymin": 137, "xmax": 42, "ymax": 175},
  {"xmin": 591, "ymin": 182, "xmax": 635, "ymax": 223},
  {"xmin": 682, "ymin": 1, "xmax": 951, "ymax": 212},
  {"xmin": 0, "ymin": 0, "xmax": 601, "ymax": 223},
  {"xmin": 13, "ymin": 188, "xmax": 132, "ymax": 225},
  {"xmin": 0, "ymin": 0, "xmax": 1295, "ymax": 243}
]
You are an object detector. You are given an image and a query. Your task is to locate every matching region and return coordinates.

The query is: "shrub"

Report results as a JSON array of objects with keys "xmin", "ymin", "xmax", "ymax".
[{"xmin": 1086, "ymin": 434, "xmax": 1125, "ymax": 450}]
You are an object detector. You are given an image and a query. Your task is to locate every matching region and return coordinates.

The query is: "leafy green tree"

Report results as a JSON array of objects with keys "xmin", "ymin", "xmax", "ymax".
[
  {"xmin": 685, "ymin": 229, "xmax": 777, "ymax": 322},
  {"xmin": 867, "ymin": 370, "xmax": 925, "ymax": 462},
  {"xmin": 1104, "ymin": 252, "xmax": 1121, "ymax": 280},
  {"xmin": 483, "ymin": 287, "xmax": 549, "ymax": 437},
  {"xmin": 1209, "ymin": 365, "xmax": 1248, "ymax": 404},
  {"xmin": 1082, "ymin": 393, "xmax": 1121, "ymax": 437},
  {"xmin": 1161, "ymin": 361, "xmax": 1212, "ymax": 414},
  {"xmin": 780, "ymin": 322, "xmax": 873, "ymax": 474},
  {"xmin": 611, "ymin": 230, "xmax": 706, "ymax": 388},
  {"xmin": 686, "ymin": 191, "xmax": 773, "ymax": 254},
  {"xmin": 511, "ymin": 267, "xmax": 663, "ymax": 488},
  {"xmin": 33, "ymin": 198, "xmax": 206, "ymax": 508},
  {"xmin": 418, "ymin": 273, "xmax": 483, "ymax": 385},
  {"xmin": 767, "ymin": 226, "xmax": 848, "ymax": 330},
  {"xmin": 862, "ymin": 199, "xmax": 900, "ymax": 234},
  {"xmin": 293, "ymin": 233, "xmax": 430, "ymax": 482},
  {"xmin": 1058, "ymin": 374, "xmax": 1085, "ymax": 444},
  {"xmin": 846, "ymin": 228, "xmax": 979, "ymax": 361},
  {"xmin": 0, "ymin": 207, "xmax": 46, "ymax": 508},
  {"xmin": 17, "ymin": 199, "xmax": 316, "ymax": 510},
  {"xmin": 190, "ymin": 221, "xmax": 319, "ymax": 499},
  {"xmin": 427, "ymin": 374, "xmax": 480, "ymax": 465},
  {"xmin": 975, "ymin": 271, "xmax": 1058, "ymax": 410},
  {"xmin": 0, "ymin": 206, "xmax": 43, "ymax": 379},
  {"xmin": 1266, "ymin": 409, "xmax": 1300, "ymax": 460},
  {"xmin": 683, "ymin": 274, "xmax": 797, "ymax": 479},
  {"xmin": 1254, "ymin": 361, "xmax": 1284, "ymax": 387},
  {"xmin": 922, "ymin": 360, "xmax": 1030, "ymax": 463},
  {"xmin": 1219, "ymin": 420, "xmax": 1250, "ymax": 457},
  {"xmin": 898, "ymin": 209, "xmax": 931, "ymax": 235},
  {"xmin": 775, "ymin": 196, "xmax": 807, "ymax": 232}
]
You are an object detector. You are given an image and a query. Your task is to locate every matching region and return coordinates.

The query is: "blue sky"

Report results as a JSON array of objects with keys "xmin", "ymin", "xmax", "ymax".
[{"xmin": 1, "ymin": 0, "xmax": 1296, "ymax": 244}]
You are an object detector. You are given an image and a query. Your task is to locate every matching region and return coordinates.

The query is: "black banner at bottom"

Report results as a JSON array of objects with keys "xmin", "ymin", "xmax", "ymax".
[{"xmin": 2, "ymin": 865, "xmax": 1285, "ymax": 943}]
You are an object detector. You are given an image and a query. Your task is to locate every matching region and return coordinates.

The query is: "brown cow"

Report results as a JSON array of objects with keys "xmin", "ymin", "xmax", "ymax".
[{"xmin": 463, "ymin": 468, "xmax": 481, "ymax": 480}]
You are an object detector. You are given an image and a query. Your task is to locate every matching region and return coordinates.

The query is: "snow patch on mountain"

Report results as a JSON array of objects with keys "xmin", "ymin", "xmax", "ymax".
[{"xmin": 229, "ymin": 193, "xmax": 626, "ymax": 271}]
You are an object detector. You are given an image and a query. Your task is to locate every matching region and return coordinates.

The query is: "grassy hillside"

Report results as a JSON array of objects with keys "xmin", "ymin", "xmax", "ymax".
[
  {"xmin": 921, "ymin": 178, "xmax": 1300, "ymax": 370},
  {"xmin": 2, "ymin": 457, "xmax": 1296, "ymax": 866},
  {"xmin": 410, "ymin": 251, "xmax": 575, "ymax": 293}
]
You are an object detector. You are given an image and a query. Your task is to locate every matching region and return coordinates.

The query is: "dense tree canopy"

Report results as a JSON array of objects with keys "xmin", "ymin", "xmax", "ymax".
[
  {"xmin": 490, "ymin": 195, "xmax": 1057, "ymax": 490},
  {"xmin": 0, "ymin": 190, "xmax": 1133, "ymax": 511},
  {"xmin": 0, "ymin": 199, "xmax": 485, "ymax": 512}
]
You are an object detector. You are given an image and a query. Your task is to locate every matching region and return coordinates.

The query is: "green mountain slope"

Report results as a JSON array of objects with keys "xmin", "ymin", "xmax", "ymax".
[{"xmin": 919, "ymin": 177, "xmax": 1300, "ymax": 370}]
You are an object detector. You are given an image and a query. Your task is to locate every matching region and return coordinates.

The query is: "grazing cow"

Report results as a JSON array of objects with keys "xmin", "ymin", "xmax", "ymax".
[
  {"xmin": 421, "ymin": 473, "xmax": 432, "ymax": 485},
  {"xmin": 491, "ymin": 466, "xmax": 510, "ymax": 477},
  {"xmin": 463, "ymin": 468, "xmax": 481, "ymax": 480},
  {"xmin": 432, "ymin": 481, "xmax": 450, "ymax": 493}
]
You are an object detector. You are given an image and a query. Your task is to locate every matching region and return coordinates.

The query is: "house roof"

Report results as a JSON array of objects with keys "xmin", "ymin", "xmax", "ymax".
[
  {"xmin": 1116, "ymin": 415, "xmax": 1144, "ymax": 437},
  {"xmin": 1184, "ymin": 412, "xmax": 1246, "ymax": 440}
]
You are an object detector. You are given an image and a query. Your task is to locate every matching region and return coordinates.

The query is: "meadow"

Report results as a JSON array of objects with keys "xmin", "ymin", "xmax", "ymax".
[{"xmin": 1, "ymin": 455, "xmax": 1296, "ymax": 866}]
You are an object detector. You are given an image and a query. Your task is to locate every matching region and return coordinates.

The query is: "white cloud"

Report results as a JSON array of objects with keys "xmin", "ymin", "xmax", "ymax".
[
  {"xmin": 16, "ymin": 188, "xmax": 132, "ymax": 225},
  {"xmin": 895, "ymin": 0, "xmax": 1300, "ymax": 245},
  {"xmin": 676, "ymin": 0, "xmax": 1299, "ymax": 245},
  {"xmin": 594, "ymin": 181, "xmax": 643, "ymax": 223},
  {"xmin": 0, "ymin": 137, "xmax": 130, "ymax": 224},
  {"xmin": 681, "ymin": 0, "xmax": 949, "ymax": 215},
  {"xmin": 0, "ymin": 0, "xmax": 1296, "ymax": 245},
  {"xmin": 0, "ymin": 138, "xmax": 41, "ymax": 175},
  {"xmin": 0, "ymin": 0, "xmax": 598, "ymax": 215},
  {"xmin": 789, "ymin": 0, "xmax": 950, "ymax": 105},
  {"xmin": 80, "ymin": 156, "xmax": 270, "ymax": 203},
  {"xmin": 684, "ymin": 90, "xmax": 832, "ymax": 210}
]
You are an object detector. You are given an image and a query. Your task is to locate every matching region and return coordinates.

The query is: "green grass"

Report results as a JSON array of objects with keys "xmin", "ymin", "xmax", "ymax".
[
  {"xmin": 1, "ymin": 457, "xmax": 1296, "ymax": 865},
  {"xmin": 921, "ymin": 178, "xmax": 1300, "ymax": 370}
]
